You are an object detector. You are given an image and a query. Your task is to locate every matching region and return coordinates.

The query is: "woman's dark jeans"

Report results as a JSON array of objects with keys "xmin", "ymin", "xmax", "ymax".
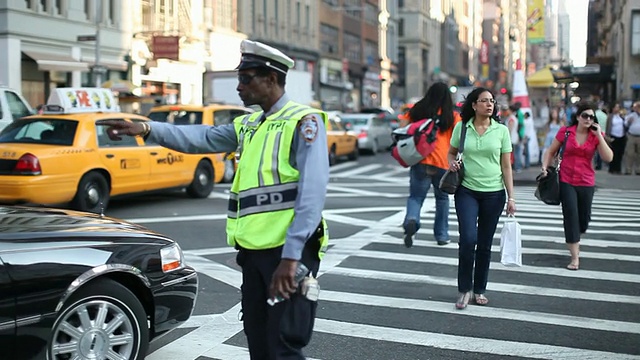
[{"xmin": 454, "ymin": 185, "xmax": 506, "ymax": 294}]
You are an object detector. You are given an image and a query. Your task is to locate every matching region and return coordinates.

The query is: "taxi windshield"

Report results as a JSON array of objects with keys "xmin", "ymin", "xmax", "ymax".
[
  {"xmin": 0, "ymin": 119, "xmax": 78, "ymax": 146},
  {"xmin": 149, "ymin": 110, "xmax": 203, "ymax": 125}
]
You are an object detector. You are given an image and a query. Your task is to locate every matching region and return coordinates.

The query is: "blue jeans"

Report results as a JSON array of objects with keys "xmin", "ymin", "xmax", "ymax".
[
  {"xmin": 454, "ymin": 185, "xmax": 506, "ymax": 294},
  {"xmin": 403, "ymin": 164, "xmax": 449, "ymax": 242},
  {"xmin": 513, "ymin": 143, "xmax": 523, "ymax": 171}
]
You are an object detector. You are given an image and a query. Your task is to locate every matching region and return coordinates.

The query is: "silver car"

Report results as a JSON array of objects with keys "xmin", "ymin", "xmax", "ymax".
[{"xmin": 340, "ymin": 113, "xmax": 394, "ymax": 154}]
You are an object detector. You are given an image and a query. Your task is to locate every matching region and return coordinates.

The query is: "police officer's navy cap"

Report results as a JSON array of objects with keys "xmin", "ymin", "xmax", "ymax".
[{"xmin": 236, "ymin": 40, "xmax": 294, "ymax": 74}]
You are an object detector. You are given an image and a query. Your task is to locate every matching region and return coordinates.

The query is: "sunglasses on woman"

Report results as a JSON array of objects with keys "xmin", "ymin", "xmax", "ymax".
[{"xmin": 580, "ymin": 113, "xmax": 596, "ymax": 121}]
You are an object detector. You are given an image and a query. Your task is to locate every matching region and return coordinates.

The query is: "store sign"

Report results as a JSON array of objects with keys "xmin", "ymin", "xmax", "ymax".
[
  {"xmin": 152, "ymin": 36, "xmax": 180, "ymax": 61},
  {"xmin": 480, "ymin": 41, "xmax": 489, "ymax": 64}
]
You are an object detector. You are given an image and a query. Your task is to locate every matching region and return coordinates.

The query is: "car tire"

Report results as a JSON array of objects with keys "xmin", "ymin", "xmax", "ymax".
[
  {"xmin": 48, "ymin": 278, "xmax": 149, "ymax": 360},
  {"xmin": 71, "ymin": 171, "xmax": 109, "ymax": 213},
  {"xmin": 187, "ymin": 160, "xmax": 214, "ymax": 198},
  {"xmin": 222, "ymin": 158, "xmax": 236, "ymax": 183},
  {"xmin": 329, "ymin": 146, "xmax": 337, "ymax": 166},
  {"xmin": 347, "ymin": 145, "xmax": 359, "ymax": 161}
]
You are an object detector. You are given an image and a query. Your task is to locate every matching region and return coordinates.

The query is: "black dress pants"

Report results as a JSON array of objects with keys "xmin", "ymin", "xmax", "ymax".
[
  {"xmin": 559, "ymin": 181, "xmax": 595, "ymax": 243},
  {"xmin": 236, "ymin": 240, "xmax": 320, "ymax": 360},
  {"xmin": 609, "ymin": 136, "xmax": 626, "ymax": 173}
]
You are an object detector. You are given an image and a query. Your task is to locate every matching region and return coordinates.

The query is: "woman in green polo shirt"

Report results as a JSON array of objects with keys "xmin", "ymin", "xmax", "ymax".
[{"xmin": 447, "ymin": 87, "xmax": 517, "ymax": 309}]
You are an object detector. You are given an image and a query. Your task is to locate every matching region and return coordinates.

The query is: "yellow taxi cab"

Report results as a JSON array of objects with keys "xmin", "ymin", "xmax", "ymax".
[
  {"xmin": 0, "ymin": 87, "xmax": 226, "ymax": 213},
  {"xmin": 326, "ymin": 111, "xmax": 359, "ymax": 165},
  {"xmin": 148, "ymin": 103, "xmax": 253, "ymax": 182}
]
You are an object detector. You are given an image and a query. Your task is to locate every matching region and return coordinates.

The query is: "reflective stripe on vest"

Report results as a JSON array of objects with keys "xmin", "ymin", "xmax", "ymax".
[{"xmin": 226, "ymin": 101, "xmax": 328, "ymax": 254}]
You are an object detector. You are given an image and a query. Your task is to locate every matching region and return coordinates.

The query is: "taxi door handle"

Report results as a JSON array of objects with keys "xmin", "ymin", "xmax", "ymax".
[
  {"xmin": 150, "ymin": 152, "xmax": 158, "ymax": 156},
  {"xmin": 105, "ymin": 154, "xmax": 114, "ymax": 159}
]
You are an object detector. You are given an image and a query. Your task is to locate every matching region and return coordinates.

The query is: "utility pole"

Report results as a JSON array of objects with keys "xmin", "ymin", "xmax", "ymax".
[{"xmin": 93, "ymin": 0, "xmax": 106, "ymax": 87}]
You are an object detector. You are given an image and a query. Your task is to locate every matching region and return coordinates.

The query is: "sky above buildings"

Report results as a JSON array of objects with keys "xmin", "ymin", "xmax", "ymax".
[{"xmin": 569, "ymin": 0, "xmax": 588, "ymax": 66}]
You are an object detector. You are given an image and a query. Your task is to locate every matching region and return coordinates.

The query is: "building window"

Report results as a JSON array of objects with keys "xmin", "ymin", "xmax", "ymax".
[
  {"xmin": 40, "ymin": 0, "xmax": 47, "ymax": 11},
  {"xmin": 345, "ymin": 0, "xmax": 360, "ymax": 18},
  {"xmin": 398, "ymin": 18, "xmax": 404, "ymax": 37},
  {"xmin": 365, "ymin": 3, "xmax": 377, "ymax": 25},
  {"xmin": 322, "ymin": 0, "xmax": 338, "ymax": 6},
  {"xmin": 632, "ymin": 11, "xmax": 640, "ymax": 56},
  {"xmin": 344, "ymin": 32, "xmax": 361, "ymax": 62},
  {"xmin": 365, "ymin": 40, "xmax": 377, "ymax": 65},
  {"xmin": 56, "ymin": 0, "xmax": 63, "ymax": 15},
  {"xmin": 398, "ymin": 46, "xmax": 406, "ymax": 86},
  {"xmin": 321, "ymin": 23, "xmax": 339, "ymax": 54},
  {"xmin": 85, "ymin": 0, "xmax": 91, "ymax": 20},
  {"xmin": 399, "ymin": 0, "xmax": 404, "ymax": 8}
]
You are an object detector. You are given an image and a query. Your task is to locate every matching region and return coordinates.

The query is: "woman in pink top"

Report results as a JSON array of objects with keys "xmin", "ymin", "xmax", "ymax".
[{"xmin": 541, "ymin": 102, "xmax": 613, "ymax": 270}]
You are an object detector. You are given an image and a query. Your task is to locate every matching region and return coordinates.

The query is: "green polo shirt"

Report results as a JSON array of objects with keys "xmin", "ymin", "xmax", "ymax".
[{"xmin": 450, "ymin": 119, "xmax": 512, "ymax": 192}]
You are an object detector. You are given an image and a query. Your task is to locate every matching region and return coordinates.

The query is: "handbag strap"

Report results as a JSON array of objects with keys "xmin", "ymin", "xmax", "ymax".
[
  {"xmin": 458, "ymin": 122, "xmax": 468, "ymax": 156},
  {"xmin": 557, "ymin": 129, "xmax": 569, "ymax": 170}
]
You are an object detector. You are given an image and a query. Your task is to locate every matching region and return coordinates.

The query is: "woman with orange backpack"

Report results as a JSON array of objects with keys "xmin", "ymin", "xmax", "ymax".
[{"xmin": 402, "ymin": 82, "xmax": 460, "ymax": 248}]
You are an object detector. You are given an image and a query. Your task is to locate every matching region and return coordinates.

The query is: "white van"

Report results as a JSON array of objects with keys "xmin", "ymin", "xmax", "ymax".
[{"xmin": 0, "ymin": 87, "xmax": 34, "ymax": 132}]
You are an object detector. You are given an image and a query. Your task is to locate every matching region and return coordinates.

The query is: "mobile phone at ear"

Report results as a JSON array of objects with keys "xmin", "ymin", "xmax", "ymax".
[{"xmin": 589, "ymin": 125, "xmax": 598, "ymax": 131}]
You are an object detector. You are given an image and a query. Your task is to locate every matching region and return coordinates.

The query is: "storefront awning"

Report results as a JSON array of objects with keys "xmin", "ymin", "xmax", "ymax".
[
  {"xmin": 22, "ymin": 50, "xmax": 89, "ymax": 72},
  {"xmin": 526, "ymin": 67, "xmax": 554, "ymax": 88}
]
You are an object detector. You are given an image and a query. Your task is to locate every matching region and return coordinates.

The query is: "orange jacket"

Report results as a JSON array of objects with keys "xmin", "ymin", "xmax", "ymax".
[{"xmin": 418, "ymin": 111, "xmax": 461, "ymax": 169}]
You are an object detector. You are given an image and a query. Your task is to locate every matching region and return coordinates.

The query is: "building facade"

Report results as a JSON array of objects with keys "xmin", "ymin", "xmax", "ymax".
[{"xmin": 0, "ymin": 0, "xmax": 130, "ymax": 106}]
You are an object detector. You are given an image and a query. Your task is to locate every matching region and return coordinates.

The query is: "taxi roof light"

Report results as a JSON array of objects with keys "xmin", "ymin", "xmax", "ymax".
[
  {"xmin": 44, "ymin": 87, "xmax": 121, "ymax": 115},
  {"xmin": 14, "ymin": 153, "xmax": 42, "ymax": 175}
]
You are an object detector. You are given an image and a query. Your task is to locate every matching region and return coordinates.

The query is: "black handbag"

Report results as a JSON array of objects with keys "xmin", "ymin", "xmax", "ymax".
[
  {"xmin": 535, "ymin": 130, "xmax": 569, "ymax": 205},
  {"xmin": 439, "ymin": 123, "xmax": 467, "ymax": 194}
]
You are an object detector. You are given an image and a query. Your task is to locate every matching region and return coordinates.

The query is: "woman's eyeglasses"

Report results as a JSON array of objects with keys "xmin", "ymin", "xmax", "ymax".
[
  {"xmin": 477, "ymin": 98, "xmax": 497, "ymax": 104},
  {"xmin": 238, "ymin": 73, "xmax": 259, "ymax": 85},
  {"xmin": 580, "ymin": 113, "xmax": 596, "ymax": 121}
]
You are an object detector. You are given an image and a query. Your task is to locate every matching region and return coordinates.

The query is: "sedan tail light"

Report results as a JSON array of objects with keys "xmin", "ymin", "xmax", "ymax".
[
  {"xmin": 14, "ymin": 153, "xmax": 42, "ymax": 175},
  {"xmin": 357, "ymin": 130, "xmax": 368, "ymax": 139},
  {"xmin": 161, "ymin": 243, "xmax": 185, "ymax": 272}
]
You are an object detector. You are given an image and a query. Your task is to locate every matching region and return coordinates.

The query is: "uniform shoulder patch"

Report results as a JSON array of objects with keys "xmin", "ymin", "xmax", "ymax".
[{"xmin": 299, "ymin": 115, "xmax": 319, "ymax": 143}]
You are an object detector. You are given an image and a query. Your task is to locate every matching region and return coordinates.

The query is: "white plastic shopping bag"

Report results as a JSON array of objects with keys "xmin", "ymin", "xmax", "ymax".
[{"xmin": 500, "ymin": 216, "xmax": 522, "ymax": 267}]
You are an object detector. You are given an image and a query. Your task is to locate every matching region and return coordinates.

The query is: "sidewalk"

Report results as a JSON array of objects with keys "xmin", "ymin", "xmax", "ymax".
[{"xmin": 512, "ymin": 166, "xmax": 640, "ymax": 191}]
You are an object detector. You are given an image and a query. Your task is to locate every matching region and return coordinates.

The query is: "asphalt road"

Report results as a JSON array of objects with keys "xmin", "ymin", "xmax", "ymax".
[{"xmin": 105, "ymin": 151, "xmax": 640, "ymax": 360}]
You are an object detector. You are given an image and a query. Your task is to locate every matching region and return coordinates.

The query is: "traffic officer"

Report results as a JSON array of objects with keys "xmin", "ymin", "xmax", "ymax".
[{"xmin": 98, "ymin": 39, "xmax": 330, "ymax": 360}]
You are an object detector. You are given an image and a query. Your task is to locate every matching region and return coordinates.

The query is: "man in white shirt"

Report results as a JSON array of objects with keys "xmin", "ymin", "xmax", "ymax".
[{"xmin": 623, "ymin": 101, "xmax": 640, "ymax": 175}]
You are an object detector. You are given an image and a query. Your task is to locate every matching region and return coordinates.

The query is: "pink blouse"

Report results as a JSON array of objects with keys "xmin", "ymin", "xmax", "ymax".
[{"xmin": 556, "ymin": 125, "xmax": 601, "ymax": 186}]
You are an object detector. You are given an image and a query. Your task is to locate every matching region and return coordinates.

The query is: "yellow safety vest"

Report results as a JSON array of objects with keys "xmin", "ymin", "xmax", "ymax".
[{"xmin": 227, "ymin": 101, "xmax": 329, "ymax": 259}]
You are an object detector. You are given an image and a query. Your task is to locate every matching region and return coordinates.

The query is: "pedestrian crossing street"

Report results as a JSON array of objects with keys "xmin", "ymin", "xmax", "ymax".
[{"xmin": 149, "ymin": 162, "xmax": 640, "ymax": 360}]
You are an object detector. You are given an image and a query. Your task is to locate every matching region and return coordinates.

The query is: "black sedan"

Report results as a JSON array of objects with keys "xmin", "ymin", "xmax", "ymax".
[{"xmin": 0, "ymin": 206, "xmax": 198, "ymax": 359}]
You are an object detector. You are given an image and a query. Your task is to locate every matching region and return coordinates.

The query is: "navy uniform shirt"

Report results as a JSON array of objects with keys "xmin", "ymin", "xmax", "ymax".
[{"xmin": 146, "ymin": 94, "xmax": 329, "ymax": 261}]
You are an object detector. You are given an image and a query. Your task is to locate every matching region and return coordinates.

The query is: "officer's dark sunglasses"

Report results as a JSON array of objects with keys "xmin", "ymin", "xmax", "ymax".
[{"xmin": 238, "ymin": 73, "xmax": 260, "ymax": 85}]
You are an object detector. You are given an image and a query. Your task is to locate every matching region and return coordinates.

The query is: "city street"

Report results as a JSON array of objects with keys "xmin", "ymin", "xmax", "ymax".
[{"xmin": 104, "ymin": 152, "xmax": 640, "ymax": 360}]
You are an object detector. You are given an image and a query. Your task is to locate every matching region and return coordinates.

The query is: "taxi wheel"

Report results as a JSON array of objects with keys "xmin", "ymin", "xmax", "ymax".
[
  {"xmin": 222, "ymin": 158, "xmax": 236, "ymax": 183},
  {"xmin": 72, "ymin": 172, "xmax": 109, "ymax": 213},
  {"xmin": 329, "ymin": 146, "xmax": 337, "ymax": 166},
  {"xmin": 187, "ymin": 161, "xmax": 214, "ymax": 198},
  {"xmin": 347, "ymin": 145, "xmax": 359, "ymax": 161}
]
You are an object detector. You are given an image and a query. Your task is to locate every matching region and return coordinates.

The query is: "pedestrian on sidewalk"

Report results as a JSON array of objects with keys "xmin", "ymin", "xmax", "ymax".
[
  {"xmin": 446, "ymin": 88, "xmax": 516, "ymax": 309},
  {"xmin": 540, "ymin": 102, "xmax": 613, "ymax": 271},
  {"xmin": 623, "ymin": 101, "xmax": 640, "ymax": 175},
  {"xmin": 507, "ymin": 105, "xmax": 521, "ymax": 172},
  {"xmin": 605, "ymin": 103, "xmax": 627, "ymax": 174},
  {"xmin": 98, "ymin": 40, "xmax": 329, "ymax": 360},
  {"xmin": 401, "ymin": 82, "xmax": 460, "ymax": 248}
]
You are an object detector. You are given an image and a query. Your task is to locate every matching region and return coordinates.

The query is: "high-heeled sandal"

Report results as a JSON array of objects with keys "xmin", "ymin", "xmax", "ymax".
[{"xmin": 455, "ymin": 292, "xmax": 471, "ymax": 310}]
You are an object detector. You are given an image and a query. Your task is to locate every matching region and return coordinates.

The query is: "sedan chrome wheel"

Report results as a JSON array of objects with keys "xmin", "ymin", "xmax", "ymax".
[
  {"xmin": 49, "ymin": 279, "xmax": 148, "ymax": 360},
  {"xmin": 51, "ymin": 300, "xmax": 135, "ymax": 359}
]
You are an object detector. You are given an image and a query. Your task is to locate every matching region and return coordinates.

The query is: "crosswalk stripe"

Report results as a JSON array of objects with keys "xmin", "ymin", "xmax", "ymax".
[
  {"xmin": 373, "ymin": 237, "xmax": 640, "ymax": 262},
  {"xmin": 331, "ymin": 163, "xmax": 382, "ymax": 177},
  {"xmin": 354, "ymin": 250, "xmax": 640, "ymax": 283},
  {"xmin": 320, "ymin": 290, "xmax": 640, "ymax": 334},
  {"xmin": 327, "ymin": 266, "xmax": 640, "ymax": 304},
  {"xmin": 313, "ymin": 319, "xmax": 640, "ymax": 360}
]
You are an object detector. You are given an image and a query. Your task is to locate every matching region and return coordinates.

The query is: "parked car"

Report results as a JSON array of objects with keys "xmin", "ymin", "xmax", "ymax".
[
  {"xmin": 0, "ymin": 88, "xmax": 226, "ymax": 213},
  {"xmin": 325, "ymin": 111, "xmax": 358, "ymax": 165},
  {"xmin": 340, "ymin": 113, "xmax": 394, "ymax": 154},
  {"xmin": 0, "ymin": 86, "xmax": 34, "ymax": 132},
  {"xmin": 148, "ymin": 104, "xmax": 253, "ymax": 183},
  {"xmin": 0, "ymin": 205, "xmax": 198, "ymax": 360}
]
